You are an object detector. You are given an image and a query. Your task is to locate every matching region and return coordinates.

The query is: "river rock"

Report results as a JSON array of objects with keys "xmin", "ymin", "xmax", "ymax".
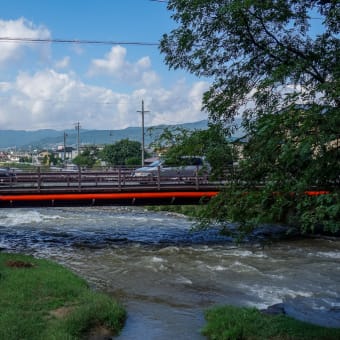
[
  {"xmin": 250, "ymin": 224, "xmax": 300, "ymax": 241},
  {"xmin": 282, "ymin": 296, "xmax": 340, "ymax": 328},
  {"xmin": 261, "ymin": 303, "xmax": 286, "ymax": 315}
]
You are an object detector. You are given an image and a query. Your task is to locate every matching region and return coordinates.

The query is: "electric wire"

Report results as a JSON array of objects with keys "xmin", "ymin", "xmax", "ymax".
[{"xmin": 0, "ymin": 37, "xmax": 158, "ymax": 46}]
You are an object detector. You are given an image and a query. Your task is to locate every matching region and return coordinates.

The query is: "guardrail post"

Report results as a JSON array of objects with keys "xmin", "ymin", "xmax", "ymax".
[
  {"xmin": 157, "ymin": 166, "xmax": 161, "ymax": 190},
  {"xmin": 9, "ymin": 172, "xmax": 14, "ymax": 188},
  {"xmin": 78, "ymin": 167, "xmax": 81, "ymax": 192},
  {"xmin": 118, "ymin": 167, "xmax": 121, "ymax": 191},
  {"xmin": 37, "ymin": 167, "xmax": 41, "ymax": 192},
  {"xmin": 195, "ymin": 165, "xmax": 199, "ymax": 190}
]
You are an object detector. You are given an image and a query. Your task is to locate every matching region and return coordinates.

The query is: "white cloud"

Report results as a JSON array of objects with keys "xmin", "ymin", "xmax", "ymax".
[
  {"xmin": 0, "ymin": 69, "xmax": 209, "ymax": 130},
  {"xmin": 0, "ymin": 18, "xmax": 51, "ymax": 64},
  {"xmin": 55, "ymin": 56, "xmax": 70, "ymax": 69},
  {"xmin": 0, "ymin": 81, "xmax": 12, "ymax": 91},
  {"xmin": 146, "ymin": 80, "xmax": 210, "ymax": 125},
  {"xmin": 88, "ymin": 45, "xmax": 160, "ymax": 87},
  {"xmin": 0, "ymin": 18, "xmax": 210, "ymax": 131}
]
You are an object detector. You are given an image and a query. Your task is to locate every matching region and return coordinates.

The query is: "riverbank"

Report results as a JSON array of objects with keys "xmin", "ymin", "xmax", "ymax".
[
  {"xmin": 202, "ymin": 305, "xmax": 340, "ymax": 340},
  {"xmin": 1, "ymin": 207, "xmax": 339, "ymax": 339},
  {"xmin": 0, "ymin": 252, "xmax": 126, "ymax": 339}
]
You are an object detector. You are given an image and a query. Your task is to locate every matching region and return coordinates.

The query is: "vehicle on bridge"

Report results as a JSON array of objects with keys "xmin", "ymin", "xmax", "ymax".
[
  {"xmin": 0, "ymin": 168, "xmax": 16, "ymax": 184},
  {"xmin": 132, "ymin": 157, "xmax": 210, "ymax": 182}
]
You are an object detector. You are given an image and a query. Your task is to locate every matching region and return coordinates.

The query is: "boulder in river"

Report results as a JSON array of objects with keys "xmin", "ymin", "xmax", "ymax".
[{"xmin": 263, "ymin": 296, "xmax": 340, "ymax": 328}]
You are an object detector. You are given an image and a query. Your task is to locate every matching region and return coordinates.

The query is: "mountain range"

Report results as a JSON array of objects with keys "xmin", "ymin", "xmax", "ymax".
[{"xmin": 0, "ymin": 120, "xmax": 210, "ymax": 150}]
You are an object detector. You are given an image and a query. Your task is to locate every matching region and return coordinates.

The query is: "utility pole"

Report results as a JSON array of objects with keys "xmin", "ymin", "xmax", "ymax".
[
  {"xmin": 74, "ymin": 122, "xmax": 81, "ymax": 156},
  {"xmin": 63, "ymin": 131, "xmax": 68, "ymax": 162},
  {"xmin": 137, "ymin": 100, "xmax": 149, "ymax": 166}
]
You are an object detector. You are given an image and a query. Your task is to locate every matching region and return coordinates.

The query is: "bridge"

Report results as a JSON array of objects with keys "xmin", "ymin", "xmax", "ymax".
[{"xmin": 0, "ymin": 168, "xmax": 222, "ymax": 208}]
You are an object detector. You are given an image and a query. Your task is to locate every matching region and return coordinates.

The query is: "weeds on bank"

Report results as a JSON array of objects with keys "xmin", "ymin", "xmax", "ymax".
[
  {"xmin": 0, "ymin": 253, "xmax": 126, "ymax": 339},
  {"xmin": 202, "ymin": 305, "xmax": 340, "ymax": 340}
]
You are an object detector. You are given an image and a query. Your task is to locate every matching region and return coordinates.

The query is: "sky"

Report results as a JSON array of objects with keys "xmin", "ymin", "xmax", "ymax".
[{"xmin": 0, "ymin": 0, "xmax": 210, "ymax": 131}]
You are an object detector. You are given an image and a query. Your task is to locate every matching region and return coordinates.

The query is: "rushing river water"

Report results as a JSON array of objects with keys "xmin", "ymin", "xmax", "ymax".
[{"xmin": 0, "ymin": 207, "xmax": 340, "ymax": 339}]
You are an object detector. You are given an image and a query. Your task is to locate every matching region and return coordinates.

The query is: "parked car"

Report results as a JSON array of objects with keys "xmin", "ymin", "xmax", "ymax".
[
  {"xmin": 0, "ymin": 168, "xmax": 17, "ymax": 183},
  {"xmin": 133, "ymin": 157, "xmax": 210, "ymax": 181}
]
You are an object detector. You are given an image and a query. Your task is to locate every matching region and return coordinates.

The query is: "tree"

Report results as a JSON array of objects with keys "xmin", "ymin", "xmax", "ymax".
[
  {"xmin": 49, "ymin": 153, "xmax": 63, "ymax": 167},
  {"xmin": 41, "ymin": 152, "xmax": 62, "ymax": 167},
  {"xmin": 72, "ymin": 146, "xmax": 98, "ymax": 168},
  {"xmin": 161, "ymin": 0, "xmax": 340, "ymax": 233},
  {"xmin": 100, "ymin": 139, "xmax": 145, "ymax": 166},
  {"xmin": 151, "ymin": 125, "xmax": 235, "ymax": 179}
]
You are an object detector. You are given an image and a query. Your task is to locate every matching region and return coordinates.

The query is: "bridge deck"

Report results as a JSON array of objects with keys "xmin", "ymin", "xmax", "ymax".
[{"xmin": 0, "ymin": 169, "xmax": 222, "ymax": 207}]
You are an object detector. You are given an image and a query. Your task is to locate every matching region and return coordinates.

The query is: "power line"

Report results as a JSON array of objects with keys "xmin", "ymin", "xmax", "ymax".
[{"xmin": 0, "ymin": 37, "xmax": 158, "ymax": 46}]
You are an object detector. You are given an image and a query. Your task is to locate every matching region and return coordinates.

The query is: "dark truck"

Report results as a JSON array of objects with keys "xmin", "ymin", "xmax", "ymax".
[{"xmin": 0, "ymin": 168, "xmax": 16, "ymax": 184}]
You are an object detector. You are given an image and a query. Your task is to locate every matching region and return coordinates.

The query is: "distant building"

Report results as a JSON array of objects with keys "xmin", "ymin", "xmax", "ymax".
[
  {"xmin": 55, "ymin": 146, "xmax": 76, "ymax": 160},
  {"xmin": 230, "ymin": 135, "xmax": 249, "ymax": 163},
  {"xmin": 8, "ymin": 151, "xmax": 20, "ymax": 163},
  {"xmin": 38, "ymin": 150, "xmax": 51, "ymax": 159},
  {"xmin": 0, "ymin": 151, "xmax": 10, "ymax": 162}
]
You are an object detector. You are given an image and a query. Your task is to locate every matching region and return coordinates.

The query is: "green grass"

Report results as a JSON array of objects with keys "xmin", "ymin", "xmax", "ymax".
[
  {"xmin": 202, "ymin": 305, "xmax": 340, "ymax": 340},
  {"xmin": 0, "ymin": 253, "xmax": 126, "ymax": 340}
]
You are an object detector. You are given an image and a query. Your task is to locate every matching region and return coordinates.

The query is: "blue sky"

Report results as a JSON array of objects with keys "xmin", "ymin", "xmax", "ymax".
[{"xmin": 0, "ymin": 0, "xmax": 209, "ymax": 130}]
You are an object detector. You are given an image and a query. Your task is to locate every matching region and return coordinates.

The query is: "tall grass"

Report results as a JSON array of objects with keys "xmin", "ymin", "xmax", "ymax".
[
  {"xmin": 202, "ymin": 305, "xmax": 340, "ymax": 340},
  {"xmin": 0, "ymin": 253, "xmax": 125, "ymax": 339}
]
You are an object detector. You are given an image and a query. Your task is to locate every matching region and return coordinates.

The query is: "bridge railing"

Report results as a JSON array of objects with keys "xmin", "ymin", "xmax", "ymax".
[{"xmin": 0, "ymin": 167, "xmax": 217, "ymax": 193}]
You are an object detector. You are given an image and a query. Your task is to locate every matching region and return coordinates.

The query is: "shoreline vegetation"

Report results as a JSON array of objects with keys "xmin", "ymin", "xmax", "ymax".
[
  {"xmin": 147, "ymin": 205, "xmax": 340, "ymax": 240},
  {"xmin": 0, "ymin": 252, "xmax": 126, "ymax": 339},
  {"xmin": 2, "ymin": 251, "xmax": 340, "ymax": 339},
  {"xmin": 202, "ymin": 305, "xmax": 340, "ymax": 340}
]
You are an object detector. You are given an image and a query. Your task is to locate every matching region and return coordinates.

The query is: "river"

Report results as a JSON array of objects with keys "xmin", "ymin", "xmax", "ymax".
[{"xmin": 0, "ymin": 206, "xmax": 339, "ymax": 339}]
